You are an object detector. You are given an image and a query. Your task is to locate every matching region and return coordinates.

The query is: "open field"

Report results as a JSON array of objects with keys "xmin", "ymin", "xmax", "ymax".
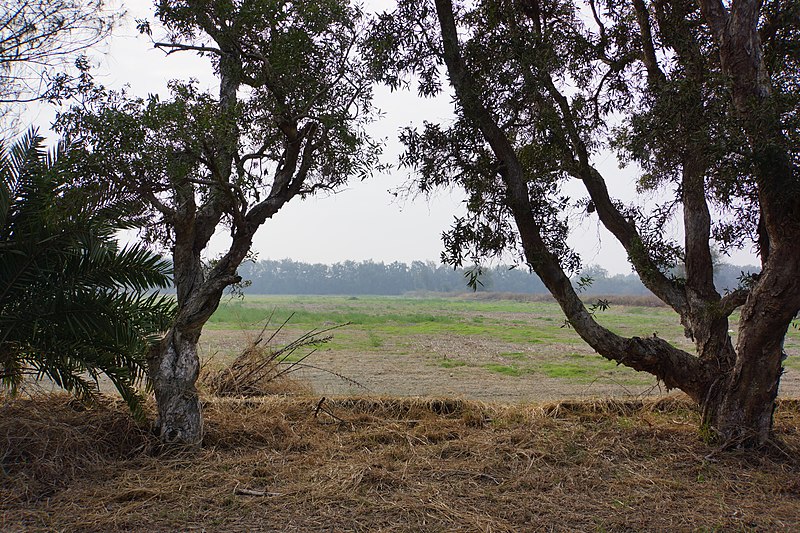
[
  {"xmin": 2, "ymin": 394, "xmax": 799, "ymax": 531},
  {"xmin": 198, "ymin": 294, "xmax": 800, "ymax": 402}
]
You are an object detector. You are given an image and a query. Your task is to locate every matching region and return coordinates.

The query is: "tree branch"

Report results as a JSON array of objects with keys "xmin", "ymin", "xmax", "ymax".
[
  {"xmin": 243, "ymin": 121, "xmax": 315, "ymax": 228},
  {"xmin": 530, "ymin": 39, "xmax": 688, "ymax": 314},
  {"xmin": 143, "ymin": 190, "xmax": 175, "ymax": 218},
  {"xmin": 153, "ymin": 41, "xmax": 222, "ymax": 56},
  {"xmin": 287, "ymin": 123, "xmax": 319, "ymax": 197},
  {"xmin": 433, "ymin": 0, "xmax": 708, "ymax": 400},
  {"xmin": 632, "ymin": 0, "xmax": 667, "ymax": 85},
  {"xmin": 719, "ymin": 288, "xmax": 749, "ymax": 317},
  {"xmin": 695, "ymin": 0, "xmax": 729, "ymax": 41}
]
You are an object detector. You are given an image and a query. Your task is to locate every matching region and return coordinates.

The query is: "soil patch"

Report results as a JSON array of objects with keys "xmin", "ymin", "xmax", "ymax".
[{"xmin": 198, "ymin": 327, "xmax": 800, "ymax": 403}]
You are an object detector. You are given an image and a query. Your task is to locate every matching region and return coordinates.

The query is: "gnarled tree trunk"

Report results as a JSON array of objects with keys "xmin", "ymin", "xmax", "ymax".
[
  {"xmin": 704, "ymin": 244, "xmax": 800, "ymax": 445},
  {"xmin": 148, "ymin": 216, "xmax": 256, "ymax": 447},
  {"xmin": 150, "ymin": 326, "xmax": 204, "ymax": 446},
  {"xmin": 148, "ymin": 238, "xmax": 222, "ymax": 448}
]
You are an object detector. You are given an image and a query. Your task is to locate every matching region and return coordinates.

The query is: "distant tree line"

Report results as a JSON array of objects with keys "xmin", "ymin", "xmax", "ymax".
[{"xmin": 237, "ymin": 259, "xmax": 759, "ymax": 296}]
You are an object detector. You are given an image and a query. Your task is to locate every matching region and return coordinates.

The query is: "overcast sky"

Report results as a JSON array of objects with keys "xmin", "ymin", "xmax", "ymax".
[{"xmin": 28, "ymin": 0, "xmax": 759, "ymax": 275}]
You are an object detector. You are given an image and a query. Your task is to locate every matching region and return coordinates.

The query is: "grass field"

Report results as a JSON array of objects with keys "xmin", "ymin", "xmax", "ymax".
[{"xmin": 198, "ymin": 294, "xmax": 800, "ymax": 402}]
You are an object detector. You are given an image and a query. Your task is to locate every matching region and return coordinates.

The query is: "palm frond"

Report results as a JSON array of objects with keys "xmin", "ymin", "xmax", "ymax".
[{"xmin": 0, "ymin": 131, "xmax": 176, "ymax": 415}]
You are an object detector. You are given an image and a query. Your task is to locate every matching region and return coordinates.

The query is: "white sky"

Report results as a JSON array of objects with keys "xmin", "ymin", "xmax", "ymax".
[{"xmin": 27, "ymin": 0, "xmax": 759, "ymax": 275}]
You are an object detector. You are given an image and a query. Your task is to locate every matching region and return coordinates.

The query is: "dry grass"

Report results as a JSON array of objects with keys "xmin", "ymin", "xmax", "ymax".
[
  {"xmin": 444, "ymin": 291, "xmax": 667, "ymax": 307},
  {"xmin": 201, "ymin": 342, "xmax": 312, "ymax": 398},
  {"xmin": 2, "ymin": 393, "xmax": 799, "ymax": 532},
  {"xmin": 200, "ymin": 318, "xmax": 355, "ymax": 398}
]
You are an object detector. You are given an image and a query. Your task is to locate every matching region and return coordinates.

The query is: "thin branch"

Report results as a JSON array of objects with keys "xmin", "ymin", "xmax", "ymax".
[
  {"xmin": 142, "ymin": 190, "xmax": 175, "ymax": 218},
  {"xmin": 589, "ymin": 0, "xmax": 607, "ymax": 52},
  {"xmin": 153, "ymin": 41, "xmax": 223, "ymax": 56},
  {"xmin": 632, "ymin": 0, "xmax": 667, "ymax": 85}
]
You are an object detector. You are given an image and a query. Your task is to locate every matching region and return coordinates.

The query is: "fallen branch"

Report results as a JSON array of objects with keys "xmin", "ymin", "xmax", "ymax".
[{"xmin": 234, "ymin": 486, "xmax": 283, "ymax": 497}]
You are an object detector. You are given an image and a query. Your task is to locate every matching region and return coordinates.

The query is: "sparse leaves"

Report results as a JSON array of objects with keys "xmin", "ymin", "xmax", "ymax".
[{"xmin": 0, "ymin": 0, "xmax": 117, "ymax": 133}]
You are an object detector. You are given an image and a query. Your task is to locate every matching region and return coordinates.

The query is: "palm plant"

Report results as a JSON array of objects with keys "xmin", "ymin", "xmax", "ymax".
[{"xmin": 0, "ymin": 130, "xmax": 175, "ymax": 415}]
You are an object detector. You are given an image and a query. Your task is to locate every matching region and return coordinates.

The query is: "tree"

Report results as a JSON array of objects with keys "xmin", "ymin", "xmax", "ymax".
[
  {"xmin": 0, "ymin": 130, "xmax": 175, "ymax": 414},
  {"xmin": 59, "ymin": 0, "xmax": 380, "ymax": 447},
  {"xmin": 369, "ymin": 0, "xmax": 799, "ymax": 446},
  {"xmin": 0, "ymin": 0, "xmax": 116, "ymax": 134}
]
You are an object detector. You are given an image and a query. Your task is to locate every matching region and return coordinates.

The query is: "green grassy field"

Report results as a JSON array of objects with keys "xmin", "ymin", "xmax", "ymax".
[
  {"xmin": 199, "ymin": 294, "xmax": 800, "ymax": 400},
  {"xmin": 207, "ymin": 294, "xmax": 690, "ymax": 339}
]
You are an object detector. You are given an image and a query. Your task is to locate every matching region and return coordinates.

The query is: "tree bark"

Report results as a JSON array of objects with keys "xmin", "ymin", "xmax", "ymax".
[
  {"xmin": 150, "ymin": 326, "xmax": 203, "ymax": 447},
  {"xmin": 148, "ymin": 230, "xmax": 217, "ymax": 448},
  {"xmin": 147, "ymin": 25, "xmax": 244, "ymax": 448},
  {"xmin": 705, "ymin": 244, "xmax": 800, "ymax": 446},
  {"xmin": 146, "ymin": 109, "xmax": 312, "ymax": 447},
  {"xmin": 149, "ymin": 249, "xmax": 243, "ymax": 448},
  {"xmin": 119, "ymin": 2, "xmax": 363, "ymax": 449}
]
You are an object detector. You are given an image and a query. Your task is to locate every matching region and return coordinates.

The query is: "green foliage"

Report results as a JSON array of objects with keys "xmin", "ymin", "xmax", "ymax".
[
  {"xmin": 368, "ymin": 0, "xmax": 596, "ymax": 273},
  {"xmin": 0, "ymin": 131, "xmax": 176, "ymax": 415},
  {"xmin": 589, "ymin": 299, "xmax": 611, "ymax": 314},
  {"xmin": 367, "ymin": 331, "xmax": 384, "ymax": 348},
  {"xmin": 56, "ymin": 0, "xmax": 381, "ymax": 248},
  {"xmin": 538, "ymin": 362, "xmax": 591, "ymax": 380},
  {"xmin": 575, "ymin": 275, "xmax": 594, "ymax": 293},
  {"xmin": 439, "ymin": 358, "xmax": 466, "ymax": 369}
]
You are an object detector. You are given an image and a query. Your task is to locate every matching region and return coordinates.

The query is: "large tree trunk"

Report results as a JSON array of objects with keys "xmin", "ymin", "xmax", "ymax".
[
  {"xmin": 148, "ymin": 241, "xmax": 212, "ymax": 448},
  {"xmin": 149, "ymin": 283, "xmax": 228, "ymax": 449},
  {"xmin": 138, "ymin": 4, "xmax": 327, "ymax": 449},
  {"xmin": 704, "ymin": 245, "xmax": 800, "ymax": 446},
  {"xmin": 148, "ymin": 222, "xmax": 255, "ymax": 447},
  {"xmin": 150, "ymin": 326, "xmax": 203, "ymax": 447},
  {"xmin": 145, "ymin": 40, "xmax": 244, "ymax": 449},
  {"xmin": 708, "ymin": 331, "xmax": 784, "ymax": 448}
]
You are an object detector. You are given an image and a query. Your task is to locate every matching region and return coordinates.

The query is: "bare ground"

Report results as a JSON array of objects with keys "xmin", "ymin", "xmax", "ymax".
[{"xmin": 198, "ymin": 326, "xmax": 800, "ymax": 403}]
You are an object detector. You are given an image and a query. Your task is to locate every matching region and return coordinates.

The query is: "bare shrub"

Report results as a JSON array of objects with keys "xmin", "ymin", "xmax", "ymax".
[{"xmin": 202, "ymin": 315, "xmax": 363, "ymax": 398}]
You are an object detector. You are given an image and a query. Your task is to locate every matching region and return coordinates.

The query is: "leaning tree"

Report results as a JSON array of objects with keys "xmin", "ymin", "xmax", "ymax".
[
  {"xmin": 59, "ymin": 0, "xmax": 379, "ymax": 447},
  {"xmin": 369, "ymin": 0, "xmax": 799, "ymax": 446}
]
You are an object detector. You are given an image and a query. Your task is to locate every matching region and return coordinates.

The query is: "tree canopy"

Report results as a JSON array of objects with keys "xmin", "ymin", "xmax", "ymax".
[
  {"xmin": 0, "ymin": 0, "xmax": 116, "ymax": 134},
  {"xmin": 368, "ymin": 0, "xmax": 799, "ymax": 446}
]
